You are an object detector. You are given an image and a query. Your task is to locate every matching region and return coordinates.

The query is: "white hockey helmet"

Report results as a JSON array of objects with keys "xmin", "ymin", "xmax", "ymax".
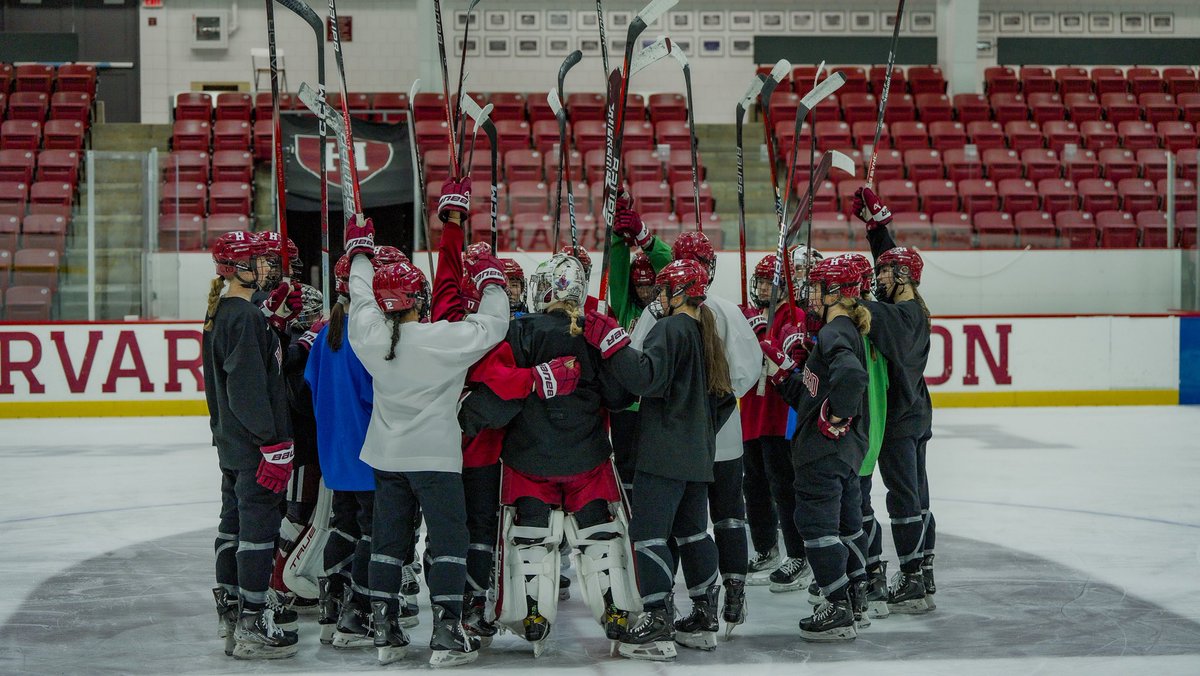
[
  {"xmin": 529, "ymin": 253, "xmax": 587, "ymax": 313},
  {"xmin": 790, "ymin": 244, "xmax": 824, "ymax": 272}
]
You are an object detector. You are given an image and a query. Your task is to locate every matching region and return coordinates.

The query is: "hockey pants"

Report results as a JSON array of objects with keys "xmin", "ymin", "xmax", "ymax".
[
  {"xmin": 630, "ymin": 471, "xmax": 719, "ymax": 608},
  {"xmin": 792, "ymin": 454, "xmax": 867, "ymax": 602},
  {"xmin": 741, "ymin": 438, "xmax": 780, "ymax": 554},
  {"xmin": 463, "ymin": 463, "xmax": 501, "ymax": 599},
  {"xmin": 876, "ymin": 430, "xmax": 934, "ymax": 572},
  {"xmin": 216, "ymin": 466, "xmax": 284, "ymax": 609}
]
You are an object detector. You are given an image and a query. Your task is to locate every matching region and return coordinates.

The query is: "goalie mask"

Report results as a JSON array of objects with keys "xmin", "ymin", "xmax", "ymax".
[
  {"xmin": 529, "ymin": 253, "xmax": 587, "ymax": 313},
  {"xmin": 295, "ymin": 283, "xmax": 325, "ymax": 331}
]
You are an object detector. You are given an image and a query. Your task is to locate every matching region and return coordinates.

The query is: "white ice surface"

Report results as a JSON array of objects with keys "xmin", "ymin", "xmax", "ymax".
[{"xmin": 1, "ymin": 407, "xmax": 1198, "ymax": 674}]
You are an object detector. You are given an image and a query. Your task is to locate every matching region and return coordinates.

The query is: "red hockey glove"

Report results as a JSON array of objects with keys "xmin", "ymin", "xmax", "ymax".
[
  {"xmin": 261, "ymin": 280, "xmax": 303, "ymax": 332},
  {"xmin": 533, "ymin": 356, "xmax": 581, "ymax": 399},
  {"xmin": 615, "ymin": 191, "xmax": 635, "ymax": 213},
  {"xmin": 778, "ymin": 323, "xmax": 811, "ymax": 365},
  {"xmin": 438, "ymin": 177, "xmax": 472, "ymax": 223},
  {"xmin": 818, "ymin": 400, "xmax": 852, "ymax": 440},
  {"xmin": 584, "ymin": 310, "xmax": 630, "ymax": 358},
  {"xmin": 344, "ymin": 213, "xmax": 375, "ymax": 259},
  {"xmin": 741, "ymin": 304, "xmax": 767, "ymax": 337},
  {"xmin": 852, "ymin": 186, "xmax": 892, "ymax": 231},
  {"xmin": 759, "ymin": 339, "xmax": 796, "ymax": 387},
  {"xmin": 614, "ymin": 204, "xmax": 653, "ymax": 249},
  {"xmin": 296, "ymin": 319, "xmax": 328, "ymax": 352},
  {"xmin": 257, "ymin": 441, "xmax": 294, "ymax": 493},
  {"xmin": 465, "ymin": 253, "xmax": 506, "ymax": 292}
]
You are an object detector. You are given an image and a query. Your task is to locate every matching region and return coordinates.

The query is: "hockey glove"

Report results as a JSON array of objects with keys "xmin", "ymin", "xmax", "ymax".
[
  {"xmin": 852, "ymin": 186, "xmax": 892, "ymax": 231},
  {"xmin": 613, "ymin": 205, "xmax": 653, "ymax": 249},
  {"xmin": 817, "ymin": 400, "xmax": 852, "ymax": 440},
  {"xmin": 257, "ymin": 441, "xmax": 295, "ymax": 493},
  {"xmin": 533, "ymin": 356, "xmax": 581, "ymax": 399},
  {"xmin": 344, "ymin": 214, "xmax": 375, "ymax": 259},
  {"xmin": 261, "ymin": 280, "xmax": 303, "ymax": 333},
  {"xmin": 465, "ymin": 253, "xmax": 506, "ymax": 292},
  {"xmin": 778, "ymin": 323, "xmax": 811, "ymax": 365},
  {"xmin": 584, "ymin": 310, "xmax": 630, "ymax": 358},
  {"xmin": 296, "ymin": 319, "xmax": 328, "ymax": 352},
  {"xmin": 759, "ymin": 339, "xmax": 796, "ymax": 387},
  {"xmin": 741, "ymin": 304, "xmax": 767, "ymax": 337},
  {"xmin": 438, "ymin": 176, "xmax": 472, "ymax": 223}
]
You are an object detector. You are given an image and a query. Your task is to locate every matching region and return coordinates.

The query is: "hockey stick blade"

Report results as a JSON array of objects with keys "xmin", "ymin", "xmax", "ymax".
[
  {"xmin": 768, "ymin": 59, "xmax": 791, "ymax": 85},
  {"xmin": 558, "ymin": 50, "xmax": 583, "ymax": 97},
  {"xmin": 783, "ymin": 150, "xmax": 856, "ymax": 244},
  {"xmin": 630, "ymin": 36, "xmax": 672, "ymax": 76},
  {"xmin": 737, "ymin": 73, "xmax": 768, "ymax": 114},
  {"xmin": 630, "ymin": 0, "xmax": 678, "ymax": 47},
  {"xmin": 547, "ymin": 88, "xmax": 564, "ymax": 117},
  {"xmin": 797, "ymin": 71, "xmax": 847, "ymax": 119}
]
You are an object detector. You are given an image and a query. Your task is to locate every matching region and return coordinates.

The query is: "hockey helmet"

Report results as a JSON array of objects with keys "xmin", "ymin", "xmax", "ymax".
[
  {"xmin": 255, "ymin": 231, "xmax": 301, "ymax": 284},
  {"xmin": 296, "ymin": 283, "xmax": 325, "ymax": 331},
  {"xmin": 334, "ymin": 254, "xmax": 352, "ymax": 296},
  {"xmin": 529, "ymin": 253, "xmax": 587, "ymax": 313},
  {"xmin": 672, "ymin": 231, "xmax": 716, "ymax": 280},
  {"xmin": 789, "ymin": 244, "xmax": 824, "ymax": 273},
  {"xmin": 630, "ymin": 253, "xmax": 656, "ymax": 286},
  {"xmin": 212, "ymin": 231, "xmax": 265, "ymax": 278},
  {"xmin": 466, "ymin": 241, "xmax": 493, "ymax": 259},
  {"xmin": 876, "ymin": 246, "xmax": 924, "ymax": 285},
  {"xmin": 373, "ymin": 261, "xmax": 428, "ymax": 314},
  {"xmin": 809, "ymin": 253, "xmax": 870, "ymax": 300},
  {"xmin": 374, "ymin": 245, "xmax": 409, "ymax": 268},
  {"xmin": 656, "ymin": 258, "xmax": 709, "ymax": 305}
]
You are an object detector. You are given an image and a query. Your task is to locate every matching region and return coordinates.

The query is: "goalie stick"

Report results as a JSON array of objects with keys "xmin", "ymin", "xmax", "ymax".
[
  {"xmin": 736, "ymin": 73, "xmax": 768, "ymax": 307},
  {"xmin": 551, "ymin": 50, "xmax": 583, "ymax": 251},
  {"xmin": 407, "ymin": 80, "xmax": 435, "ymax": 274},
  {"xmin": 868, "ymin": 0, "xmax": 908, "ymax": 187},
  {"xmin": 282, "ymin": 478, "xmax": 333, "ymax": 599}
]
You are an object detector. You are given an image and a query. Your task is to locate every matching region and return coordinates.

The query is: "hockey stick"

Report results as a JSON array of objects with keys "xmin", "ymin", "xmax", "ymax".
[
  {"xmin": 551, "ymin": 51, "xmax": 583, "ymax": 251},
  {"xmin": 596, "ymin": 0, "xmax": 678, "ymax": 314},
  {"xmin": 596, "ymin": 0, "xmax": 610, "ymax": 83},
  {"xmin": 454, "ymin": 0, "xmax": 484, "ymax": 171},
  {"xmin": 462, "ymin": 101, "xmax": 493, "ymax": 182},
  {"xmin": 282, "ymin": 478, "xmax": 332, "ymax": 598},
  {"xmin": 782, "ymin": 68, "xmax": 844, "ymax": 223},
  {"xmin": 548, "ymin": 89, "xmax": 585, "ymax": 251},
  {"xmin": 460, "ymin": 98, "xmax": 494, "ymax": 250},
  {"xmin": 736, "ymin": 73, "xmax": 768, "ymax": 307},
  {"xmin": 265, "ymin": 0, "xmax": 289, "ymax": 279},
  {"xmin": 867, "ymin": 0, "xmax": 908, "ymax": 188},
  {"xmin": 432, "ymin": 0, "xmax": 460, "ymax": 178},
  {"xmin": 326, "ymin": 0, "xmax": 363, "ymax": 221},
  {"xmin": 274, "ymin": 0, "xmax": 330, "ymax": 311},
  {"xmin": 783, "ymin": 150, "xmax": 857, "ymax": 246},
  {"xmin": 787, "ymin": 63, "xmax": 827, "ymax": 321},
  {"xmin": 755, "ymin": 60, "xmax": 792, "ymax": 395},
  {"xmin": 666, "ymin": 45, "xmax": 702, "ymax": 231},
  {"xmin": 628, "ymin": 36, "xmax": 673, "ymax": 77},
  {"xmin": 298, "ymin": 84, "xmax": 357, "ymax": 219},
  {"xmin": 407, "ymin": 80, "xmax": 434, "ymax": 275}
]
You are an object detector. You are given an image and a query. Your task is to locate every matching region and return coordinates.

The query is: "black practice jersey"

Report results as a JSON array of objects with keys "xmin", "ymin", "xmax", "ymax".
[{"xmin": 283, "ymin": 327, "xmax": 318, "ymax": 467}]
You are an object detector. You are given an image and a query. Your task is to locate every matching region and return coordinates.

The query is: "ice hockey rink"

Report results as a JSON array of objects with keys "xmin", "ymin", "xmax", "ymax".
[{"xmin": 0, "ymin": 406, "xmax": 1196, "ymax": 675}]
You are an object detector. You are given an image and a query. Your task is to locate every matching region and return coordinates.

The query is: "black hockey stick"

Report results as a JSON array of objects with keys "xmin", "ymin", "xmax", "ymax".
[
  {"xmin": 264, "ymin": 0, "xmax": 290, "ymax": 280},
  {"xmin": 551, "ymin": 50, "xmax": 583, "ymax": 251},
  {"xmin": 782, "ymin": 67, "xmax": 845, "ymax": 223},
  {"xmin": 326, "ymin": 0, "xmax": 363, "ymax": 219},
  {"xmin": 460, "ymin": 97, "xmax": 495, "ymax": 251},
  {"xmin": 668, "ymin": 46, "xmax": 701, "ymax": 231},
  {"xmin": 868, "ymin": 0, "xmax": 908, "ymax": 187},
  {"xmin": 432, "ymin": 0, "xmax": 460, "ymax": 177},
  {"xmin": 736, "ymin": 73, "xmax": 768, "ymax": 307},
  {"xmin": 454, "ymin": 0, "xmax": 483, "ymax": 171},
  {"xmin": 754, "ymin": 59, "xmax": 792, "ymax": 394},
  {"xmin": 406, "ymin": 79, "xmax": 434, "ymax": 275},
  {"xmin": 596, "ymin": 0, "xmax": 610, "ymax": 83}
]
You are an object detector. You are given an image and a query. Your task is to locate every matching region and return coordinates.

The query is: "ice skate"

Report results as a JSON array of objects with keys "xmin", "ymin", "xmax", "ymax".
[
  {"xmin": 674, "ymin": 586, "xmax": 719, "ymax": 651},
  {"xmin": 888, "ymin": 570, "xmax": 931, "ymax": 614},
  {"xmin": 371, "ymin": 600, "xmax": 410, "ymax": 665},
  {"xmin": 212, "ymin": 587, "xmax": 238, "ymax": 656},
  {"xmin": 401, "ymin": 563, "xmax": 420, "ymax": 597},
  {"xmin": 721, "ymin": 579, "xmax": 747, "ymax": 638},
  {"xmin": 603, "ymin": 603, "xmax": 630, "ymax": 641},
  {"xmin": 232, "ymin": 607, "xmax": 299, "ymax": 660},
  {"xmin": 848, "ymin": 578, "xmax": 871, "ymax": 629},
  {"xmin": 746, "ymin": 545, "xmax": 780, "ymax": 586},
  {"xmin": 522, "ymin": 598, "xmax": 552, "ymax": 657},
  {"xmin": 558, "ymin": 574, "xmax": 571, "ymax": 601},
  {"xmin": 400, "ymin": 598, "xmax": 421, "ymax": 628},
  {"xmin": 429, "ymin": 604, "xmax": 480, "ymax": 667},
  {"xmin": 317, "ymin": 577, "xmax": 342, "ymax": 645},
  {"xmin": 806, "ymin": 581, "xmax": 825, "ymax": 606},
  {"xmin": 332, "ymin": 587, "xmax": 373, "ymax": 648},
  {"xmin": 265, "ymin": 587, "xmax": 300, "ymax": 631},
  {"xmin": 799, "ymin": 598, "xmax": 857, "ymax": 642},
  {"xmin": 618, "ymin": 603, "xmax": 677, "ymax": 662},
  {"xmin": 769, "ymin": 556, "xmax": 811, "ymax": 593},
  {"xmin": 921, "ymin": 554, "xmax": 937, "ymax": 610},
  {"xmin": 462, "ymin": 594, "xmax": 497, "ymax": 648},
  {"xmin": 865, "ymin": 563, "xmax": 891, "ymax": 619}
]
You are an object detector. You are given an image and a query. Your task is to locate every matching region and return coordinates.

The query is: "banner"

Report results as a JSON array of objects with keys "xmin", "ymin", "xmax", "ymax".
[{"xmin": 281, "ymin": 113, "xmax": 413, "ymax": 212}]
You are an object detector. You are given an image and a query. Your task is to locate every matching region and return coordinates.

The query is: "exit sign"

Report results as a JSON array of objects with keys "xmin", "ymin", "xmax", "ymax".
[{"xmin": 144, "ymin": 0, "xmax": 164, "ymax": 8}]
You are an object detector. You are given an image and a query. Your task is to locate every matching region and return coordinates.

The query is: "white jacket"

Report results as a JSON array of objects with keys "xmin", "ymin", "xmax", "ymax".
[
  {"xmin": 630, "ymin": 294, "xmax": 760, "ymax": 461},
  {"xmin": 348, "ymin": 256, "xmax": 508, "ymax": 473}
]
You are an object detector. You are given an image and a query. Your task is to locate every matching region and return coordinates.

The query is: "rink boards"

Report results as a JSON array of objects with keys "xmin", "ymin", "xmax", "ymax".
[{"xmin": 0, "ymin": 315, "xmax": 1188, "ymax": 417}]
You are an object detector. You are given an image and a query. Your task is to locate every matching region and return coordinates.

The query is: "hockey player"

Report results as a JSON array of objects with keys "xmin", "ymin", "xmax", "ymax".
[
  {"xmin": 629, "ymin": 232, "xmax": 760, "ymax": 637},
  {"xmin": 586, "ymin": 259, "xmax": 736, "ymax": 661},
  {"xmin": 559, "ymin": 244, "xmax": 600, "ymax": 313},
  {"xmin": 759, "ymin": 253, "xmax": 873, "ymax": 642},
  {"xmin": 203, "ymin": 231, "xmax": 299, "ymax": 660},
  {"xmin": 349, "ymin": 177, "xmax": 509, "ymax": 667},
  {"xmin": 500, "ymin": 258, "xmax": 528, "ymax": 316},
  {"xmin": 852, "ymin": 187, "xmax": 936, "ymax": 614},
  {"xmin": 255, "ymin": 231, "xmax": 302, "ymax": 290}
]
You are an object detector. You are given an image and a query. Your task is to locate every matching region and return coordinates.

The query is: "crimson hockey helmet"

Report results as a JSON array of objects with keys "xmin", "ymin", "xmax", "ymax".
[
  {"xmin": 256, "ymin": 231, "xmax": 301, "ymax": 279},
  {"xmin": 630, "ymin": 253, "xmax": 656, "ymax": 286},
  {"xmin": 672, "ymin": 231, "xmax": 716, "ymax": 280},
  {"xmin": 373, "ymin": 262, "xmax": 428, "ymax": 313},
  {"xmin": 529, "ymin": 253, "xmax": 587, "ymax": 313},
  {"xmin": 749, "ymin": 253, "xmax": 779, "ymax": 308},
  {"xmin": 296, "ymin": 283, "xmax": 325, "ymax": 330},
  {"xmin": 500, "ymin": 258, "xmax": 524, "ymax": 283},
  {"xmin": 559, "ymin": 245, "xmax": 592, "ymax": 279},
  {"xmin": 876, "ymin": 246, "xmax": 924, "ymax": 285},
  {"xmin": 809, "ymin": 253, "xmax": 870, "ymax": 299},
  {"xmin": 374, "ymin": 245, "xmax": 409, "ymax": 268},
  {"xmin": 466, "ymin": 241, "xmax": 493, "ymax": 259},
  {"xmin": 212, "ymin": 231, "xmax": 265, "ymax": 278},
  {"xmin": 334, "ymin": 254, "xmax": 352, "ymax": 296},
  {"xmin": 656, "ymin": 258, "xmax": 709, "ymax": 303}
]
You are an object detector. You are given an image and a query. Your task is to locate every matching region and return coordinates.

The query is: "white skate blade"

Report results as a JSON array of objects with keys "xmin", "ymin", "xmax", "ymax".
[
  {"xmin": 231, "ymin": 641, "xmax": 299, "ymax": 660},
  {"xmin": 746, "ymin": 572, "xmax": 773, "ymax": 587},
  {"xmin": 332, "ymin": 630, "xmax": 374, "ymax": 649},
  {"xmin": 319, "ymin": 623, "xmax": 336, "ymax": 645},
  {"xmin": 888, "ymin": 597, "xmax": 932, "ymax": 615},
  {"xmin": 770, "ymin": 579, "xmax": 807, "ymax": 593},
  {"xmin": 222, "ymin": 633, "xmax": 235, "ymax": 657},
  {"xmin": 867, "ymin": 600, "xmax": 891, "ymax": 618},
  {"xmin": 377, "ymin": 644, "xmax": 408, "ymax": 665},
  {"xmin": 429, "ymin": 648, "xmax": 479, "ymax": 668},
  {"xmin": 399, "ymin": 614, "xmax": 421, "ymax": 629},
  {"xmin": 924, "ymin": 595, "xmax": 937, "ymax": 611},
  {"xmin": 532, "ymin": 637, "xmax": 550, "ymax": 658},
  {"xmin": 799, "ymin": 624, "xmax": 858, "ymax": 642},
  {"xmin": 675, "ymin": 630, "xmax": 717, "ymax": 651},
  {"xmin": 618, "ymin": 639, "xmax": 677, "ymax": 661}
]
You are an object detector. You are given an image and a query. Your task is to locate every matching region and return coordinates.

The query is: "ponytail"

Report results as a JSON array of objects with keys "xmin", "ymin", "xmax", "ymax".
[
  {"xmin": 838, "ymin": 297, "xmax": 872, "ymax": 336},
  {"xmin": 326, "ymin": 297, "xmax": 348, "ymax": 351},
  {"xmin": 696, "ymin": 303, "xmax": 733, "ymax": 396},
  {"xmin": 384, "ymin": 312, "xmax": 402, "ymax": 361},
  {"xmin": 912, "ymin": 287, "xmax": 932, "ymax": 331},
  {"xmin": 203, "ymin": 276, "xmax": 226, "ymax": 332},
  {"xmin": 548, "ymin": 301, "xmax": 584, "ymax": 337}
]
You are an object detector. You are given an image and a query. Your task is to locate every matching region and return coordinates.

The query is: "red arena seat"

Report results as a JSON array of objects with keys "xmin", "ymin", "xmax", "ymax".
[
  {"xmin": 974, "ymin": 211, "xmax": 1015, "ymax": 248},
  {"xmin": 1056, "ymin": 210, "xmax": 1097, "ymax": 248}
]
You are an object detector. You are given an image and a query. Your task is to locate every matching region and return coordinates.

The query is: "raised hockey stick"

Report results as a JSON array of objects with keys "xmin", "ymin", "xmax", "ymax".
[
  {"xmin": 326, "ymin": 0, "xmax": 363, "ymax": 221},
  {"xmin": 736, "ymin": 73, "xmax": 768, "ymax": 307},
  {"xmin": 406, "ymin": 80, "xmax": 434, "ymax": 274},
  {"xmin": 596, "ymin": 0, "xmax": 610, "ymax": 82},
  {"xmin": 783, "ymin": 150, "xmax": 857, "ymax": 246},
  {"xmin": 628, "ymin": 35, "xmax": 673, "ymax": 77},
  {"xmin": 462, "ymin": 101, "xmax": 493, "ymax": 182},
  {"xmin": 667, "ymin": 45, "xmax": 702, "ymax": 231},
  {"xmin": 782, "ymin": 68, "xmax": 845, "ymax": 223},
  {"xmin": 274, "ymin": 0, "xmax": 330, "ymax": 310},
  {"xmin": 596, "ymin": 0, "xmax": 679, "ymax": 314},
  {"xmin": 264, "ymin": 0, "xmax": 289, "ymax": 279},
  {"xmin": 460, "ymin": 97, "xmax": 495, "ymax": 250},
  {"xmin": 551, "ymin": 51, "xmax": 583, "ymax": 251},
  {"xmin": 867, "ymin": 0, "xmax": 908, "ymax": 188},
  {"xmin": 548, "ymin": 89, "xmax": 584, "ymax": 251},
  {"xmin": 433, "ymin": 0, "xmax": 460, "ymax": 177},
  {"xmin": 298, "ymin": 84, "xmax": 357, "ymax": 219},
  {"xmin": 454, "ymin": 0, "xmax": 483, "ymax": 171}
]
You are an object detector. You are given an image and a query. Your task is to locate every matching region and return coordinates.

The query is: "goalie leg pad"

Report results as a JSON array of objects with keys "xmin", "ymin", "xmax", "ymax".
[
  {"xmin": 496, "ymin": 505, "xmax": 564, "ymax": 632},
  {"xmin": 565, "ymin": 501, "xmax": 642, "ymax": 625}
]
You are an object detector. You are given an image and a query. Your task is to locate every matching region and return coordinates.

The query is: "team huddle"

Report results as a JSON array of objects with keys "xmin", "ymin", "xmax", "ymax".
[{"xmin": 201, "ymin": 178, "xmax": 935, "ymax": 666}]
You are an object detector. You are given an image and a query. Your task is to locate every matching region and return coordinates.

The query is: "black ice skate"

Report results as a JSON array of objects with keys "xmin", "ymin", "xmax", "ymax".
[
  {"xmin": 865, "ymin": 562, "xmax": 891, "ymax": 619},
  {"xmin": 462, "ymin": 593, "xmax": 497, "ymax": 648},
  {"xmin": 333, "ymin": 587, "xmax": 374, "ymax": 648},
  {"xmin": 603, "ymin": 603, "xmax": 630, "ymax": 641},
  {"xmin": 401, "ymin": 563, "xmax": 420, "ymax": 597},
  {"xmin": 887, "ymin": 570, "xmax": 931, "ymax": 614},
  {"xmin": 429, "ymin": 604, "xmax": 480, "ymax": 668},
  {"xmin": 400, "ymin": 597, "xmax": 421, "ymax": 628},
  {"xmin": 317, "ymin": 577, "xmax": 343, "ymax": 645},
  {"xmin": 721, "ymin": 578, "xmax": 747, "ymax": 637},
  {"xmin": 674, "ymin": 586, "xmax": 719, "ymax": 651},
  {"xmin": 265, "ymin": 588, "xmax": 300, "ymax": 631},
  {"xmin": 618, "ymin": 601, "xmax": 677, "ymax": 662},
  {"xmin": 747, "ymin": 545, "xmax": 780, "ymax": 585},
  {"xmin": 558, "ymin": 574, "xmax": 571, "ymax": 601},
  {"xmin": 848, "ymin": 578, "xmax": 871, "ymax": 629},
  {"xmin": 370, "ymin": 600, "xmax": 410, "ymax": 665},
  {"xmin": 799, "ymin": 597, "xmax": 857, "ymax": 642},
  {"xmin": 921, "ymin": 554, "xmax": 937, "ymax": 610},
  {"xmin": 769, "ymin": 556, "xmax": 811, "ymax": 593},
  {"xmin": 522, "ymin": 597, "xmax": 552, "ymax": 657},
  {"xmin": 806, "ymin": 580, "xmax": 824, "ymax": 606},
  {"xmin": 212, "ymin": 587, "xmax": 238, "ymax": 656},
  {"xmin": 232, "ymin": 606, "xmax": 299, "ymax": 660}
]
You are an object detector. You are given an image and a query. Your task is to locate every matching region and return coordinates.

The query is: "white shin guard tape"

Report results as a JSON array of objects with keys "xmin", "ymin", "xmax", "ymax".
[
  {"xmin": 496, "ymin": 507, "xmax": 564, "ymax": 629},
  {"xmin": 564, "ymin": 504, "xmax": 642, "ymax": 625}
]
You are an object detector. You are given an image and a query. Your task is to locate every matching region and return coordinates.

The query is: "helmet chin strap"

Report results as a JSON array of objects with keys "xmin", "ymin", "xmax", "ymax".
[{"xmin": 234, "ymin": 267, "xmax": 258, "ymax": 290}]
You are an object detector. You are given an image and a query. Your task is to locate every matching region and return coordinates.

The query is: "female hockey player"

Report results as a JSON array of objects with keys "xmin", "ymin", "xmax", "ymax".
[
  {"xmin": 585, "ymin": 258, "xmax": 735, "ymax": 661},
  {"xmin": 759, "ymin": 253, "xmax": 873, "ymax": 642},
  {"xmin": 203, "ymin": 231, "xmax": 299, "ymax": 660},
  {"xmin": 629, "ymin": 232, "xmax": 760, "ymax": 637},
  {"xmin": 500, "ymin": 258, "xmax": 528, "ymax": 316},
  {"xmin": 348, "ymin": 178, "xmax": 510, "ymax": 668},
  {"xmin": 852, "ymin": 186, "xmax": 936, "ymax": 614}
]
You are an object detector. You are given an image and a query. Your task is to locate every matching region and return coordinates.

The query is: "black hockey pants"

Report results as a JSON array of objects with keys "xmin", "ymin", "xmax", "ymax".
[{"xmin": 216, "ymin": 466, "xmax": 284, "ymax": 609}]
